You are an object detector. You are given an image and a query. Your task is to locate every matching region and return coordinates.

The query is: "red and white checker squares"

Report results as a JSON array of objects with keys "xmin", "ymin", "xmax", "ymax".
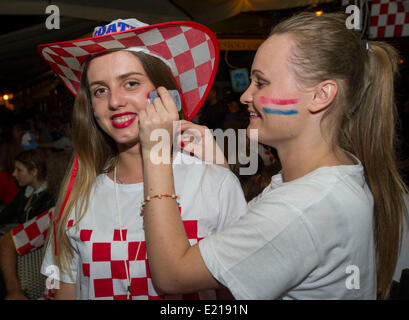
[
  {"xmin": 76, "ymin": 219, "xmax": 203, "ymax": 300},
  {"xmin": 11, "ymin": 208, "xmax": 54, "ymax": 256},
  {"xmin": 11, "ymin": 206, "xmax": 204, "ymax": 300},
  {"xmin": 369, "ymin": 0, "xmax": 409, "ymax": 38},
  {"xmin": 38, "ymin": 23, "xmax": 218, "ymax": 121}
]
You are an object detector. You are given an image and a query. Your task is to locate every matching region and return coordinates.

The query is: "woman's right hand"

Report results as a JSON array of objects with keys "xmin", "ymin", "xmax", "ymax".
[{"xmin": 178, "ymin": 120, "xmax": 229, "ymax": 169}]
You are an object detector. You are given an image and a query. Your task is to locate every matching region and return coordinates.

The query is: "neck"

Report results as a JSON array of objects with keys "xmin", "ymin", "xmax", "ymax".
[
  {"xmin": 275, "ymin": 135, "xmax": 353, "ymax": 183},
  {"xmin": 31, "ymin": 179, "xmax": 45, "ymax": 192},
  {"xmin": 113, "ymin": 142, "xmax": 144, "ymax": 184}
]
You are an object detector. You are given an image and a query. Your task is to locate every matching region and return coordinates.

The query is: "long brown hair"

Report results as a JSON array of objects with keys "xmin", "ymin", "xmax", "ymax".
[
  {"xmin": 49, "ymin": 51, "xmax": 179, "ymax": 277},
  {"xmin": 272, "ymin": 12, "xmax": 408, "ymax": 299}
]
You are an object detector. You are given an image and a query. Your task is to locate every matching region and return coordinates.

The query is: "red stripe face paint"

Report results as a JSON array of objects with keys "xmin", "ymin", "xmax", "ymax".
[{"xmin": 259, "ymin": 96, "xmax": 299, "ymax": 105}]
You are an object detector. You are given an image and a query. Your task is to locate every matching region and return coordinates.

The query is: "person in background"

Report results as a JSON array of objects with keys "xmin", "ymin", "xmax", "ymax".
[
  {"xmin": 0, "ymin": 151, "xmax": 71, "ymax": 300},
  {"xmin": 0, "ymin": 149, "xmax": 54, "ymax": 231}
]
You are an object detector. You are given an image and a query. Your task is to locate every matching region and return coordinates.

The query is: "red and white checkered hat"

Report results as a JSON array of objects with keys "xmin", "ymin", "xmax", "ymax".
[{"xmin": 38, "ymin": 19, "xmax": 220, "ymax": 120}]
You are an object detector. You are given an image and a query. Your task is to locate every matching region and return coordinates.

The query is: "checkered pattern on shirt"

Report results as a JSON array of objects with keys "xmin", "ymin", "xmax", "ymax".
[
  {"xmin": 369, "ymin": 0, "xmax": 409, "ymax": 38},
  {"xmin": 38, "ymin": 22, "xmax": 218, "ymax": 120},
  {"xmin": 11, "ymin": 208, "xmax": 54, "ymax": 255},
  {"xmin": 74, "ymin": 214, "xmax": 203, "ymax": 300}
]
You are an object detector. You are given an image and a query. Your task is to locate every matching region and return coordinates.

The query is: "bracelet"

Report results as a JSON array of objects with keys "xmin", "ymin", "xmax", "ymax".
[{"xmin": 140, "ymin": 193, "xmax": 180, "ymax": 212}]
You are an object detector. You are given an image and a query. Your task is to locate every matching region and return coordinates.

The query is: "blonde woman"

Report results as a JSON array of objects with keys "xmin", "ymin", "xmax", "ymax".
[
  {"xmin": 39, "ymin": 19, "xmax": 247, "ymax": 300},
  {"xmin": 138, "ymin": 12, "xmax": 409, "ymax": 299}
]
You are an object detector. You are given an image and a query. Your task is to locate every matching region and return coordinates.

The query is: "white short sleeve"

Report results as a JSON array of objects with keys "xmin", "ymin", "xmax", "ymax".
[
  {"xmin": 41, "ymin": 228, "xmax": 79, "ymax": 284},
  {"xmin": 199, "ymin": 199, "xmax": 320, "ymax": 300},
  {"xmin": 215, "ymin": 171, "xmax": 248, "ymax": 231}
]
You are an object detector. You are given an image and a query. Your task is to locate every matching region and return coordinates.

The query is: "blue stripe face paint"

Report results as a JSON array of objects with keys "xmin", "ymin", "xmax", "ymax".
[
  {"xmin": 92, "ymin": 107, "xmax": 100, "ymax": 121},
  {"xmin": 262, "ymin": 107, "xmax": 298, "ymax": 115}
]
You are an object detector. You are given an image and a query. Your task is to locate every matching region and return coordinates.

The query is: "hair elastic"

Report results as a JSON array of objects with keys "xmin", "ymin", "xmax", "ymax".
[{"xmin": 361, "ymin": 39, "xmax": 370, "ymax": 52}]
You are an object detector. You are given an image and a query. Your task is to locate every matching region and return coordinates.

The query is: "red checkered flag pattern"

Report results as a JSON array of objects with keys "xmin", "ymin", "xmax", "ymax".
[
  {"xmin": 66, "ymin": 214, "xmax": 204, "ymax": 300},
  {"xmin": 10, "ymin": 207, "xmax": 204, "ymax": 300},
  {"xmin": 369, "ymin": 0, "xmax": 409, "ymax": 38},
  {"xmin": 11, "ymin": 208, "xmax": 54, "ymax": 255},
  {"xmin": 37, "ymin": 22, "xmax": 219, "ymax": 121}
]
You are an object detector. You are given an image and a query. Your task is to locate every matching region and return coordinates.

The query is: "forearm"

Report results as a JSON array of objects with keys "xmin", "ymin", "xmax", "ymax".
[
  {"xmin": 0, "ymin": 233, "xmax": 25, "ymax": 295},
  {"xmin": 142, "ymin": 150, "xmax": 192, "ymax": 292},
  {"xmin": 139, "ymin": 89, "xmax": 220, "ymax": 294}
]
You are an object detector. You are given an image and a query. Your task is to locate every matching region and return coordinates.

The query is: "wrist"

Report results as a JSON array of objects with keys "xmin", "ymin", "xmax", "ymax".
[{"xmin": 142, "ymin": 147, "xmax": 173, "ymax": 165}]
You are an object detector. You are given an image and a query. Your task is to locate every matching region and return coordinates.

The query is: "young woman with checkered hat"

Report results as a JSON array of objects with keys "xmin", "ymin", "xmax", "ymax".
[{"xmin": 39, "ymin": 19, "xmax": 247, "ymax": 300}]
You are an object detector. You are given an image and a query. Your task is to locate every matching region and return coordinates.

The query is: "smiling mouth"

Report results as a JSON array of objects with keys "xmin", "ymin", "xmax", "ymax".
[
  {"xmin": 249, "ymin": 111, "xmax": 260, "ymax": 119},
  {"xmin": 111, "ymin": 113, "xmax": 137, "ymax": 128},
  {"xmin": 112, "ymin": 114, "xmax": 136, "ymax": 123}
]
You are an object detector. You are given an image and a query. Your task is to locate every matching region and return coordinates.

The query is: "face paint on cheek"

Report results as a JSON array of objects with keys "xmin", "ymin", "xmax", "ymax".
[
  {"xmin": 259, "ymin": 96, "xmax": 299, "ymax": 105},
  {"xmin": 260, "ymin": 96, "xmax": 299, "ymax": 116},
  {"xmin": 262, "ymin": 107, "xmax": 298, "ymax": 115},
  {"xmin": 92, "ymin": 107, "xmax": 100, "ymax": 121}
]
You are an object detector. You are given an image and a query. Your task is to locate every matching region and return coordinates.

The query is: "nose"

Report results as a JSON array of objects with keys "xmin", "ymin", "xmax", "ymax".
[
  {"xmin": 240, "ymin": 86, "xmax": 253, "ymax": 106},
  {"xmin": 12, "ymin": 168, "xmax": 17, "ymax": 178},
  {"xmin": 109, "ymin": 87, "xmax": 127, "ymax": 110}
]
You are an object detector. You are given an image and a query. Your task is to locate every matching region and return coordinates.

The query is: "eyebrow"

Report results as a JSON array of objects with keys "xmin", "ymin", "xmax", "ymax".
[
  {"xmin": 88, "ymin": 72, "xmax": 146, "ymax": 87},
  {"xmin": 251, "ymin": 69, "xmax": 265, "ymax": 76}
]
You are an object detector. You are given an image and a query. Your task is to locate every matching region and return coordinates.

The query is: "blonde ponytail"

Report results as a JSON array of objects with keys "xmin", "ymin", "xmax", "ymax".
[{"xmin": 342, "ymin": 41, "xmax": 408, "ymax": 299}]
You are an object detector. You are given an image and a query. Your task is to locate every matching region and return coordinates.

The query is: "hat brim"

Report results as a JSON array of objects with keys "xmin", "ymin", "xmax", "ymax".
[{"xmin": 38, "ymin": 21, "xmax": 219, "ymax": 121}]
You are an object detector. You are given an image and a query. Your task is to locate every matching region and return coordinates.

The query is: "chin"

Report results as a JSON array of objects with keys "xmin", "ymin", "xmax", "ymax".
[
  {"xmin": 116, "ymin": 137, "xmax": 140, "ymax": 149},
  {"xmin": 112, "ymin": 129, "xmax": 139, "ymax": 143}
]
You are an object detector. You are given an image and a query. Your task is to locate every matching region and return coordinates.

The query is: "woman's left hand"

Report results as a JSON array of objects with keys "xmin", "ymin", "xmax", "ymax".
[{"xmin": 138, "ymin": 87, "xmax": 180, "ymax": 155}]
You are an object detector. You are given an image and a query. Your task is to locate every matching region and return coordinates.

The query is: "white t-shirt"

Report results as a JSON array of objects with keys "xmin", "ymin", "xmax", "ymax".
[
  {"xmin": 41, "ymin": 152, "xmax": 247, "ymax": 300},
  {"xmin": 199, "ymin": 160, "xmax": 377, "ymax": 299}
]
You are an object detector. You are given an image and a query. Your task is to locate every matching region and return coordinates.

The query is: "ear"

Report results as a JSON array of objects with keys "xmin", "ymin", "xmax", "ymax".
[
  {"xmin": 308, "ymin": 80, "xmax": 338, "ymax": 114},
  {"xmin": 30, "ymin": 167, "xmax": 38, "ymax": 178}
]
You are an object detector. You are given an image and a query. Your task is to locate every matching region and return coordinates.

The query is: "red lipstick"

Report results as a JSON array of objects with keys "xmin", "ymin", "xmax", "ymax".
[{"xmin": 110, "ymin": 112, "xmax": 137, "ymax": 129}]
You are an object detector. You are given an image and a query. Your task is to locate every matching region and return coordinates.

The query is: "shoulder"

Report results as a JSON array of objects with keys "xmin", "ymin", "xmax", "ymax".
[
  {"xmin": 173, "ymin": 152, "xmax": 239, "ymax": 185},
  {"xmin": 248, "ymin": 165, "xmax": 373, "ymax": 242},
  {"xmin": 262, "ymin": 166, "xmax": 366, "ymax": 210}
]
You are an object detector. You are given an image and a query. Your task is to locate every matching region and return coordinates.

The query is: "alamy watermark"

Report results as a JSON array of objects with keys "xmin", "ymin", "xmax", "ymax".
[
  {"xmin": 45, "ymin": 5, "xmax": 60, "ymax": 30},
  {"xmin": 44, "ymin": 265, "xmax": 60, "ymax": 290},
  {"xmin": 345, "ymin": 265, "xmax": 360, "ymax": 290},
  {"xmin": 148, "ymin": 122, "xmax": 259, "ymax": 175},
  {"xmin": 345, "ymin": 5, "xmax": 361, "ymax": 30}
]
